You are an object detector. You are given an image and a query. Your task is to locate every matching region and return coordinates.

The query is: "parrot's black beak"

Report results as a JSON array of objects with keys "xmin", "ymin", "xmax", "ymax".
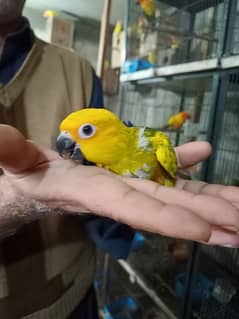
[{"xmin": 56, "ymin": 132, "xmax": 85, "ymax": 162}]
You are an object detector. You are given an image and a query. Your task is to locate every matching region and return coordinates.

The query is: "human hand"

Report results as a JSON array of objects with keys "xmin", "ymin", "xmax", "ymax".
[{"xmin": 0, "ymin": 125, "xmax": 238, "ymax": 247}]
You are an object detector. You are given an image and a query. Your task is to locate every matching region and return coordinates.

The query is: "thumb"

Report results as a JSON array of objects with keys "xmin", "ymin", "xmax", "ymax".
[{"xmin": 0, "ymin": 125, "xmax": 47, "ymax": 174}]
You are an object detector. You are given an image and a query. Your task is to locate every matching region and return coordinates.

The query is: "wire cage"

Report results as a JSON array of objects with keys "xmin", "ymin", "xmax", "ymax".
[
  {"xmin": 188, "ymin": 244, "xmax": 239, "ymax": 319},
  {"xmin": 185, "ymin": 70, "xmax": 239, "ymax": 319},
  {"xmin": 206, "ymin": 72, "xmax": 239, "ymax": 185},
  {"xmin": 95, "ymin": 250, "xmax": 172, "ymax": 319},
  {"xmin": 100, "ymin": 1, "xmax": 239, "ymax": 316},
  {"xmin": 120, "ymin": 75, "xmax": 214, "ymax": 147},
  {"xmin": 125, "ymin": 0, "xmax": 229, "ymax": 68},
  {"xmin": 230, "ymin": 0, "xmax": 239, "ymax": 54},
  {"xmin": 127, "ymin": 234, "xmax": 192, "ymax": 318},
  {"xmin": 99, "ymin": 72, "xmax": 239, "ymax": 318}
]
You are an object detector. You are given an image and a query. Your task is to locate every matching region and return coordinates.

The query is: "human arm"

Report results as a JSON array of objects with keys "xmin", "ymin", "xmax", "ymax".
[
  {"xmin": 0, "ymin": 124, "xmax": 239, "ymax": 247},
  {"xmin": 0, "ymin": 126, "xmax": 61, "ymax": 240},
  {"xmin": 0, "ymin": 174, "xmax": 53, "ymax": 239},
  {"xmin": 0, "ymin": 175, "xmax": 25, "ymax": 238},
  {"xmin": 0, "ymin": 68, "xmax": 104, "ymax": 241}
]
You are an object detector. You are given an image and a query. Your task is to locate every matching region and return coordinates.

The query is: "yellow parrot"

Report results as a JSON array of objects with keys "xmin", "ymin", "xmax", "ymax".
[
  {"xmin": 113, "ymin": 20, "xmax": 123, "ymax": 35},
  {"xmin": 164, "ymin": 112, "xmax": 191, "ymax": 130},
  {"xmin": 113, "ymin": 20, "xmax": 123, "ymax": 45},
  {"xmin": 147, "ymin": 50, "xmax": 157, "ymax": 64},
  {"xmin": 43, "ymin": 10, "xmax": 58, "ymax": 18},
  {"xmin": 56, "ymin": 109, "xmax": 177, "ymax": 187},
  {"xmin": 171, "ymin": 36, "xmax": 181, "ymax": 49},
  {"xmin": 136, "ymin": 0, "xmax": 159, "ymax": 19}
]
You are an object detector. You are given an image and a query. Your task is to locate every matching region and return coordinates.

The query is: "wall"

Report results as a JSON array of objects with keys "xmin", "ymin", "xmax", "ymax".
[
  {"xmin": 73, "ymin": 17, "xmax": 100, "ymax": 70},
  {"xmin": 23, "ymin": 6, "xmax": 47, "ymax": 41},
  {"xmin": 25, "ymin": 0, "xmax": 127, "ymax": 25},
  {"xmin": 23, "ymin": 6, "xmax": 100, "ymax": 69}
]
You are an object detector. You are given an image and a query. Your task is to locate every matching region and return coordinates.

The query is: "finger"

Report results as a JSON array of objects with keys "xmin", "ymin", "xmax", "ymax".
[
  {"xmin": 65, "ymin": 170, "xmax": 212, "ymax": 242},
  {"xmin": 177, "ymin": 179, "xmax": 239, "ymax": 206},
  {"xmin": 175, "ymin": 142, "xmax": 212, "ymax": 169},
  {"xmin": 208, "ymin": 227, "xmax": 239, "ymax": 247},
  {"xmin": 27, "ymin": 140, "xmax": 60, "ymax": 161},
  {"xmin": 0, "ymin": 125, "xmax": 47, "ymax": 174},
  {"xmin": 124, "ymin": 178, "xmax": 239, "ymax": 231}
]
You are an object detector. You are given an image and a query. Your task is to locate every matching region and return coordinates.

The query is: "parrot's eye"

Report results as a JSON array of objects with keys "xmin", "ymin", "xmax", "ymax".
[{"xmin": 78, "ymin": 123, "xmax": 96, "ymax": 139}]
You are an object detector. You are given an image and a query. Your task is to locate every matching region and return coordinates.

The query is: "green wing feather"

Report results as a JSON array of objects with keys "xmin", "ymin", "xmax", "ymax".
[{"xmin": 144, "ymin": 128, "xmax": 177, "ymax": 178}]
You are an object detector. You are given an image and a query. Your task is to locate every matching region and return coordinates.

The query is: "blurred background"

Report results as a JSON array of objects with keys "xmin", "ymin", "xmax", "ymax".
[
  {"xmin": 24, "ymin": 0, "xmax": 127, "ymax": 69},
  {"xmin": 24, "ymin": 1, "xmax": 239, "ymax": 318}
]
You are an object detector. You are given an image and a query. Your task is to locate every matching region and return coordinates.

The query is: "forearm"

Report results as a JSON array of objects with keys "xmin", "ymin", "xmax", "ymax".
[{"xmin": 0, "ymin": 176, "xmax": 50, "ymax": 239}]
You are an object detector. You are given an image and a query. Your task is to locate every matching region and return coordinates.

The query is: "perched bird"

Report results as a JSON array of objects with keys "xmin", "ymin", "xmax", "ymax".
[
  {"xmin": 136, "ymin": 0, "xmax": 159, "ymax": 20},
  {"xmin": 170, "ymin": 36, "xmax": 181, "ymax": 49},
  {"xmin": 113, "ymin": 20, "xmax": 123, "ymax": 35},
  {"xmin": 163, "ymin": 112, "xmax": 191, "ymax": 130},
  {"xmin": 43, "ymin": 10, "xmax": 58, "ymax": 18},
  {"xmin": 113, "ymin": 20, "xmax": 123, "ymax": 44},
  {"xmin": 56, "ymin": 108, "xmax": 177, "ymax": 187},
  {"xmin": 147, "ymin": 50, "xmax": 157, "ymax": 64},
  {"xmin": 136, "ymin": 15, "xmax": 148, "ymax": 38}
]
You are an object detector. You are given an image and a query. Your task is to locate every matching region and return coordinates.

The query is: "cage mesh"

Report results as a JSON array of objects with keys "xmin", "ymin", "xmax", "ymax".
[
  {"xmin": 231, "ymin": 0, "xmax": 239, "ymax": 54},
  {"xmin": 126, "ymin": 0, "xmax": 229, "ymax": 66},
  {"xmin": 208, "ymin": 73, "xmax": 239, "ymax": 185}
]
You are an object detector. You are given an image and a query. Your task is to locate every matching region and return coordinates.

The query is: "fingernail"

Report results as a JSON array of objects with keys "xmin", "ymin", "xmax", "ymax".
[
  {"xmin": 222, "ymin": 245, "xmax": 235, "ymax": 248},
  {"xmin": 208, "ymin": 229, "xmax": 239, "ymax": 247}
]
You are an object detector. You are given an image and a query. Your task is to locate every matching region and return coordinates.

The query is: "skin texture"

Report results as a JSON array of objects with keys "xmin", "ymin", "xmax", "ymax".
[
  {"xmin": 0, "ymin": 0, "xmax": 25, "ymax": 22},
  {"xmin": 0, "ymin": 125, "xmax": 239, "ymax": 246},
  {"xmin": 0, "ymin": 0, "xmax": 25, "ymax": 54}
]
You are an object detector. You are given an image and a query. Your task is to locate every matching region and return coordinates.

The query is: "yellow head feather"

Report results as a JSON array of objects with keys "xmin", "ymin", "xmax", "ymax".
[{"xmin": 60, "ymin": 108, "xmax": 130, "ymax": 165}]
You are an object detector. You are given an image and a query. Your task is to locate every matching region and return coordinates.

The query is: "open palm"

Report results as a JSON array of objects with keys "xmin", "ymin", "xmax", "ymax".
[{"xmin": 0, "ymin": 125, "xmax": 239, "ymax": 246}]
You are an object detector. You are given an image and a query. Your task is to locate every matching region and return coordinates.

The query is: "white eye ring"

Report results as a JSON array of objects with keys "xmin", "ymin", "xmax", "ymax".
[{"xmin": 78, "ymin": 123, "xmax": 96, "ymax": 139}]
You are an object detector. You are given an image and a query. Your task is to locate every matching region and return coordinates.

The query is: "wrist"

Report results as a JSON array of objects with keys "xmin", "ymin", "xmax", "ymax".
[
  {"xmin": 0, "ymin": 176, "xmax": 53, "ymax": 239},
  {"xmin": 0, "ymin": 175, "xmax": 19, "ymax": 204}
]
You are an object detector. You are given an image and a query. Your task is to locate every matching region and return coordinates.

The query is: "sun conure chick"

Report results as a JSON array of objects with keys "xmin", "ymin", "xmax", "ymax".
[
  {"xmin": 56, "ymin": 108, "xmax": 178, "ymax": 187},
  {"xmin": 164, "ymin": 112, "xmax": 191, "ymax": 130}
]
